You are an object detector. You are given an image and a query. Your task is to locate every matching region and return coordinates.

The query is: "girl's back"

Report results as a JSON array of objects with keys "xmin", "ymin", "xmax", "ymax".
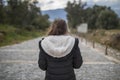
[
  {"xmin": 38, "ymin": 36, "xmax": 83, "ymax": 80},
  {"xmin": 38, "ymin": 19, "xmax": 83, "ymax": 80}
]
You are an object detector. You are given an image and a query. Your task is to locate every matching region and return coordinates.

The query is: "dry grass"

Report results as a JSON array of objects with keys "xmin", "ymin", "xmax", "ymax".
[{"xmin": 77, "ymin": 29, "xmax": 120, "ymax": 50}]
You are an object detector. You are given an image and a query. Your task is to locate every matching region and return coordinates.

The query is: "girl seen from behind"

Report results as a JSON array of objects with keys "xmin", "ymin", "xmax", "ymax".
[{"xmin": 38, "ymin": 19, "xmax": 83, "ymax": 80}]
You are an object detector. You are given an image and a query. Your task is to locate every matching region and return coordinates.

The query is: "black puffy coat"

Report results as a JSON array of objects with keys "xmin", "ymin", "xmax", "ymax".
[{"xmin": 38, "ymin": 36, "xmax": 83, "ymax": 80}]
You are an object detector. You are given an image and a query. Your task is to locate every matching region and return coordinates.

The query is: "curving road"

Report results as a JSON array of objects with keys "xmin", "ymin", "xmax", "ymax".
[{"xmin": 0, "ymin": 37, "xmax": 120, "ymax": 80}]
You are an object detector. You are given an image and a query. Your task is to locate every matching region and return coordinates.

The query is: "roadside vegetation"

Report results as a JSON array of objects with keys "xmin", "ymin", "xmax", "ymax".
[
  {"xmin": 65, "ymin": 0, "xmax": 120, "ymax": 51},
  {"xmin": 0, "ymin": 0, "xmax": 49, "ymax": 47},
  {"xmin": 0, "ymin": 24, "xmax": 47, "ymax": 47},
  {"xmin": 78, "ymin": 29, "xmax": 120, "ymax": 51}
]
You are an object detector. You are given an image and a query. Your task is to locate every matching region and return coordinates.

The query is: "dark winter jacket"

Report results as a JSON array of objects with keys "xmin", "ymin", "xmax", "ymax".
[{"xmin": 38, "ymin": 35, "xmax": 83, "ymax": 80}]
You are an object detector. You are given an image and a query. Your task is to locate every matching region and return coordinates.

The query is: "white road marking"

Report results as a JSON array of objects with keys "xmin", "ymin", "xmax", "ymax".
[
  {"xmin": 0, "ymin": 49, "xmax": 39, "ymax": 52},
  {"xmin": 0, "ymin": 60, "xmax": 115, "ymax": 64},
  {"xmin": 83, "ymin": 62, "xmax": 115, "ymax": 64},
  {"xmin": 0, "ymin": 60, "xmax": 37, "ymax": 64}
]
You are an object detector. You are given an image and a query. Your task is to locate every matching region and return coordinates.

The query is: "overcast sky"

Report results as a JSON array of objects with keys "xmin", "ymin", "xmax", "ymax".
[{"xmin": 36, "ymin": 0, "xmax": 120, "ymax": 11}]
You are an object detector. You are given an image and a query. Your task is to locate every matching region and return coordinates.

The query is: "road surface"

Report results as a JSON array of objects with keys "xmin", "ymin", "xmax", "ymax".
[{"xmin": 0, "ymin": 37, "xmax": 120, "ymax": 80}]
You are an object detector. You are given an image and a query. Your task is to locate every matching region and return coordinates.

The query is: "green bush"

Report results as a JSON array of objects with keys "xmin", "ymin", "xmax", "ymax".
[{"xmin": 0, "ymin": 24, "xmax": 46, "ymax": 47}]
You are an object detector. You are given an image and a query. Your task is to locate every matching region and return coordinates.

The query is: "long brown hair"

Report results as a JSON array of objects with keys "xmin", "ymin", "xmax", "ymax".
[{"xmin": 48, "ymin": 19, "xmax": 68, "ymax": 35}]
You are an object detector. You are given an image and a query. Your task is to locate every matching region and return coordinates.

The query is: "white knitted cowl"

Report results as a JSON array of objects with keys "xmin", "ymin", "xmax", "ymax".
[{"xmin": 41, "ymin": 35, "xmax": 75, "ymax": 58}]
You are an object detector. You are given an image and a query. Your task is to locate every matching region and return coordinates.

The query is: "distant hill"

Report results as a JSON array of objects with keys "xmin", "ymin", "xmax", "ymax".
[
  {"xmin": 41, "ymin": 8, "xmax": 120, "ymax": 22},
  {"xmin": 42, "ymin": 9, "xmax": 67, "ymax": 21}
]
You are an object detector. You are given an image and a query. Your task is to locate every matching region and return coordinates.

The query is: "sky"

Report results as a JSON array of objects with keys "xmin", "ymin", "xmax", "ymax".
[{"xmin": 35, "ymin": 0, "xmax": 120, "ymax": 11}]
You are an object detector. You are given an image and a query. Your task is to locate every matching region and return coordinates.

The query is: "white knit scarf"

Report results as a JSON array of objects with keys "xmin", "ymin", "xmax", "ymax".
[{"xmin": 41, "ymin": 35, "xmax": 75, "ymax": 58}]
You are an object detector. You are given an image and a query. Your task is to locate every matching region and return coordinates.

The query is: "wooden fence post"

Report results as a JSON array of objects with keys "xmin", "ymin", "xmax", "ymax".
[
  {"xmin": 93, "ymin": 41, "xmax": 95, "ymax": 48},
  {"xmin": 105, "ymin": 45, "xmax": 108, "ymax": 55}
]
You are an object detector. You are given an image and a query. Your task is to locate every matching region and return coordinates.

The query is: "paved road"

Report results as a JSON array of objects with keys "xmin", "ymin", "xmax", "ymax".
[{"xmin": 0, "ymin": 37, "xmax": 120, "ymax": 80}]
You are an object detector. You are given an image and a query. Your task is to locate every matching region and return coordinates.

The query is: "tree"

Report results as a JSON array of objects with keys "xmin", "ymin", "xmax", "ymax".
[
  {"xmin": 65, "ymin": 1, "xmax": 120, "ymax": 30},
  {"xmin": 85, "ymin": 5, "xmax": 107, "ymax": 29},
  {"xmin": 117, "ymin": 18, "xmax": 120, "ymax": 29},
  {"xmin": 0, "ymin": 0, "xmax": 50, "ymax": 30},
  {"xmin": 96, "ymin": 9, "xmax": 119, "ymax": 29},
  {"xmin": 0, "ymin": 0, "xmax": 7, "ymax": 24},
  {"xmin": 65, "ymin": 0, "xmax": 86, "ymax": 28},
  {"xmin": 85, "ymin": 7, "xmax": 96, "ymax": 29}
]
